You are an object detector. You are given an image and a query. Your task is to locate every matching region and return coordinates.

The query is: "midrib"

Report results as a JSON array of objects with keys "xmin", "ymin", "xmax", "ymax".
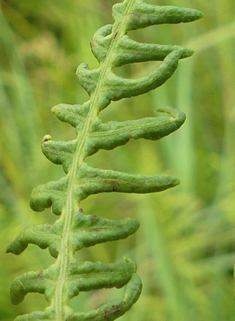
[{"xmin": 54, "ymin": 1, "xmax": 136, "ymax": 319}]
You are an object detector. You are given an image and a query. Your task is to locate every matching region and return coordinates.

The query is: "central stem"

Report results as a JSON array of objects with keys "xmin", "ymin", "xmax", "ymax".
[{"xmin": 53, "ymin": 1, "xmax": 136, "ymax": 319}]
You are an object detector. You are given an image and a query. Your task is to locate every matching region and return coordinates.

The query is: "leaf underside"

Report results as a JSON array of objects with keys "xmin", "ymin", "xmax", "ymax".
[{"xmin": 7, "ymin": 1, "xmax": 203, "ymax": 320}]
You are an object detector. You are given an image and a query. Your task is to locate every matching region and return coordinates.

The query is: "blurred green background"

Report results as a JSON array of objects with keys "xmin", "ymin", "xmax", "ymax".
[{"xmin": 1, "ymin": 0, "xmax": 235, "ymax": 320}]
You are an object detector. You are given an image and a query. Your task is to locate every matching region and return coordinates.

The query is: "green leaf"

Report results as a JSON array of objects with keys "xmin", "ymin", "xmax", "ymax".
[{"xmin": 7, "ymin": 0, "xmax": 202, "ymax": 320}]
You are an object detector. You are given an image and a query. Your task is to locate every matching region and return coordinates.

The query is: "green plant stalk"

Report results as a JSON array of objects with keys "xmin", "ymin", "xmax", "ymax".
[{"xmin": 7, "ymin": 1, "xmax": 202, "ymax": 320}]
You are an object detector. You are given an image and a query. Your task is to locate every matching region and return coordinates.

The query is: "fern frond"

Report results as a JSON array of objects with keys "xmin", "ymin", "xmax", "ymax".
[{"xmin": 7, "ymin": 0, "xmax": 203, "ymax": 320}]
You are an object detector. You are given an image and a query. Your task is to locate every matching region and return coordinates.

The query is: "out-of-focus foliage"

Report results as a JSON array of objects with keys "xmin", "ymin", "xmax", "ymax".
[{"xmin": 0, "ymin": 0, "xmax": 235, "ymax": 320}]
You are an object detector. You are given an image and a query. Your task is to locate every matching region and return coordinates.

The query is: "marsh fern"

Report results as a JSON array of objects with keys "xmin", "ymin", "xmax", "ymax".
[{"xmin": 7, "ymin": 0, "xmax": 203, "ymax": 320}]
